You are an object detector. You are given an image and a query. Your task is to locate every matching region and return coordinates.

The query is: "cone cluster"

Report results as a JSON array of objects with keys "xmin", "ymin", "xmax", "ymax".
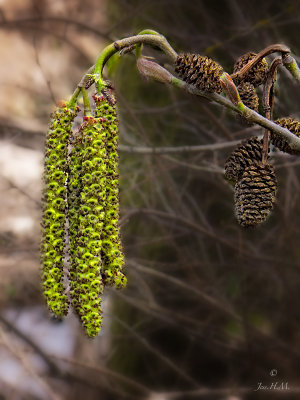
[
  {"xmin": 175, "ymin": 54, "xmax": 223, "ymax": 93},
  {"xmin": 225, "ymin": 137, "xmax": 277, "ymax": 227},
  {"xmin": 233, "ymin": 51, "xmax": 268, "ymax": 86},
  {"xmin": 272, "ymin": 117, "xmax": 300, "ymax": 155},
  {"xmin": 41, "ymin": 88, "xmax": 126, "ymax": 337}
]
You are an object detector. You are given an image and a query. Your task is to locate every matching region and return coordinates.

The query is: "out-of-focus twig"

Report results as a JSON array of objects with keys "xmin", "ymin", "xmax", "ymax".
[
  {"xmin": 118, "ymin": 139, "xmax": 242, "ymax": 154},
  {"xmin": 262, "ymin": 57, "xmax": 282, "ymax": 164},
  {"xmin": 129, "ymin": 259, "xmax": 239, "ymax": 320},
  {"xmin": 0, "ymin": 326, "xmax": 61, "ymax": 400}
]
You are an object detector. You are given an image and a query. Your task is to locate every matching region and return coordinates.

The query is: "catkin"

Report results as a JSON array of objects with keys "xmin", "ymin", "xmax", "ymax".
[
  {"xmin": 68, "ymin": 116, "xmax": 107, "ymax": 337},
  {"xmin": 93, "ymin": 90, "xmax": 127, "ymax": 289},
  {"xmin": 41, "ymin": 103, "xmax": 78, "ymax": 317}
]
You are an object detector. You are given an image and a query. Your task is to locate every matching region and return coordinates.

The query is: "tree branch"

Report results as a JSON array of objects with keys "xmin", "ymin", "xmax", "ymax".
[
  {"xmin": 118, "ymin": 139, "xmax": 242, "ymax": 154},
  {"xmin": 171, "ymin": 75, "xmax": 300, "ymax": 152}
]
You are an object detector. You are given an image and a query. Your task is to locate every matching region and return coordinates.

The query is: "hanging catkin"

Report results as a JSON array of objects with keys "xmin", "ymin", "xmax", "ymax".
[
  {"xmin": 41, "ymin": 103, "xmax": 79, "ymax": 317},
  {"xmin": 68, "ymin": 116, "xmax": 107, "ymax": 337},
  {"xmin": 93, "ymin": 89, "xmax": 127, "ymax": 289}
]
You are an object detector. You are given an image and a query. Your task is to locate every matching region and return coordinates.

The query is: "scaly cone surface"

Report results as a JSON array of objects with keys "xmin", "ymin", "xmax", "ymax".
[
  {"xmin": 234, "ymin": 163, "xmax": 277, "ymax": 227},
  {"xmin": 233, "ymin": 52, "xmax": 268, "ymax": 86},
  {"xmin": 273, "ymin": 117, "xmax": 300, "ymax": 155},
  {"xmin": 224, "ymin": 137, "xmax": 264, "ymax": 184},
  {"xmin": 175, "ymin": 54, "xmax": 223, "ymax": 93},
  {"xmin": 237, "ymin": 82, "xmax": 259, "ymax": 112}
]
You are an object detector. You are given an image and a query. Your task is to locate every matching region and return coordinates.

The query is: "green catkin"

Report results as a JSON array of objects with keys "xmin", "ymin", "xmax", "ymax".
[
  {"xmin": 41, "ymin": 103, "xmax": 79, "ymax": 317},
  {"xmin": 68, "ymin": 129, "xmax": 84, "ymax": 314},
  {"xmin": 68, "ymin": 116, "xmax": 107, "ymax": 338},
  {"xmin": 93, "ymin": 90, "xmax": 127, "ymax": 289}
]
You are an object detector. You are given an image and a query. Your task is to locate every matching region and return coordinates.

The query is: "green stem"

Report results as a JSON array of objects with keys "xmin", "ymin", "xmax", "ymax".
[
  {"xmin": 68, "ymin": 65, "xmax": 96, "ymax": 108},
  {"xmin": 81, "ymin": 88, "xmax": 92, "ymax": 116},
  {"xmin": 283, "ymin": 54, "xmax": 300, "ymax": 84},
  {"xmin": 171, "ymin": 76, "xmax": 186, "ymax": 89},
  {"xmin": 135, "ymin": 29, "xmax": 161, "ymax": 59},
  {"xmin": 68, "ymin": 87, "xmax": 81, "ymax": 108},
  {"xmin": 93, "ymin": 33, "xmax": 177, "ymax": 92}
]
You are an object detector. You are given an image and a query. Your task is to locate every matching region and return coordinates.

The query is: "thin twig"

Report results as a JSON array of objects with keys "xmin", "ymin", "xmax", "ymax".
[
  {"xmin": 129, "ymin": 259, "xmax": 240, "ymax": 320},
  {"xmin": 111, "ymin": 315, "xmax": 201, "ymax": 387},
  {"xmin": 0, "ymin": 327, "xmax": 61, "ymax": 400},
  {"xmin": 0, "ymin": 313, "xmax": 60, "ymax": 374},
  {"xmin": 118, "ymin": 139, "xmax": 242, "ymax": 154},
  {"xmin": 231, "ymin": 43, "xmax": 290, "ymax": 81},
  {"xmin": 262, "ymin": 57, "xmax": 282, "ymax": 164},
  {"xmin": 52, "ymin": 354, "xmax": 151, "ymax": 395}
]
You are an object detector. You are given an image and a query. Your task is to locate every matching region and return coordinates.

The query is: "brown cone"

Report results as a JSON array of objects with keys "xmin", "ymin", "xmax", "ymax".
[
  {"xmin": 233, "ymin": 52, "xmax": 268, "ymax": 87},
  {"xmin": 175, "ymin": 54, "xmax": 223, "ymax": 93},
  {"xmin": 272, "ymin": 117, "xmax": 300, "ymax": 155},
  {"xmin": 234, "ymin": 163, "xmax": 277, "ymax": 227},
  {"xmin": 237, "ymin": 82, "xmax": 259, "ymax": 112},
  {"xmin": 224, "ymin": 137, "xmax": 264, "ymax": 183}
]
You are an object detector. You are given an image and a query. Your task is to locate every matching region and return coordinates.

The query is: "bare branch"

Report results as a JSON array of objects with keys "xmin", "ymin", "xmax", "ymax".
[{"xmin": 119, "ymin": 139, "xmax": 242, "ymax": 154}]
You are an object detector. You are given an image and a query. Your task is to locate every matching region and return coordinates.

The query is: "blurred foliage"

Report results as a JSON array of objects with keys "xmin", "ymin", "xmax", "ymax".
[{"xmin": 0, "ymin": 0, "xmax": 300, "ymax": 399}]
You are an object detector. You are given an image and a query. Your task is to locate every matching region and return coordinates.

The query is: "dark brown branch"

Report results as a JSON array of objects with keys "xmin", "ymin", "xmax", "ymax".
[{"xmin": 262, "ymin": 57, "xmax": 282, "ymax": 164}]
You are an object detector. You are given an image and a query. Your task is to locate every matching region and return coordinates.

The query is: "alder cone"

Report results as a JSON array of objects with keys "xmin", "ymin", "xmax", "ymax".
[
  {"xmin": 175, "ymin": 53, "xmax": 223, "ymax": 93},
  {"xmin": 234, "ymin": 163, "xmax": 277, "ymax": 227},
  {"xmin": 272, "ymin": 117, "xmax": 300, "ymax": 155},
  {"xmin": 237, "ymin": 82, "xmax": 259, "ymax": 112},
  {"xmin": 224, "ymin": 137, "xmax": 263, "ymax": 183},
  {"xmin": 233, "ymin": 52, "xmax": 268, "ymax": 86}
]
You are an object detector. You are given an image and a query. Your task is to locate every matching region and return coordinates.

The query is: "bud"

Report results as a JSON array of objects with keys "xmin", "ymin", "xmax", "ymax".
[
  {"xmin": 137, "ymin": 57, "xmax": 172, "ymax": 84},
  {"xmin": 220, "ymin": 73, "xmax": 241, "ymax": 105}
]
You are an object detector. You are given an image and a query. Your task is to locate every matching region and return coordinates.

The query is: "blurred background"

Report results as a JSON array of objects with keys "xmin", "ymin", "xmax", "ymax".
[{"xmin": 0, "ymin": 0, "xmax": 300, "ymax": 399}]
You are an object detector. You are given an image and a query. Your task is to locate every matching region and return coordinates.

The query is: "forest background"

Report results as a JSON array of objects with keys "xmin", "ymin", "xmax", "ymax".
[{"xmin": 0, "ymin": 0, "xmax": 299, "ymax": 399}]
